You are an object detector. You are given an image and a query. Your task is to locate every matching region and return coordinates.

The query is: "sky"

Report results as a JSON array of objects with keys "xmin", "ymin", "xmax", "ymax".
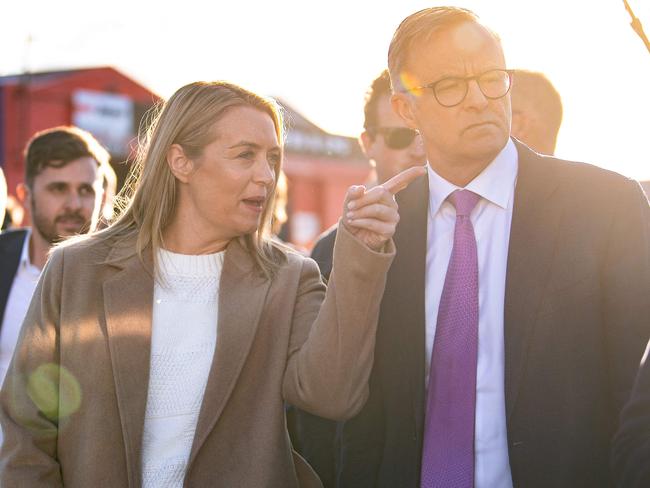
[{"xmin": 3, "ymin": 0, "xmax": 650, "ymax": 180}]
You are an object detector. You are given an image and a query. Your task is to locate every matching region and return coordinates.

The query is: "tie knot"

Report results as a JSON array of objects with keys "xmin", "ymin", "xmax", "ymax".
[{"xmin": 448, "ymin": 190, "xmax": 480, "ymax": 217}]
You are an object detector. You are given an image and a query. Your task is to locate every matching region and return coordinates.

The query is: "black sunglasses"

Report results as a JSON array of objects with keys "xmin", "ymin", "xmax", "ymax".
[{"xmin": 368, "ymin": 127, "xmax": 418, "ymax": 150}]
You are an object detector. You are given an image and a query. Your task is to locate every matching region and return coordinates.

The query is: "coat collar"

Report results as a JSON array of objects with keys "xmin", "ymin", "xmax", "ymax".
[{"xmin": 102, "ymin": 234, "xmax": 271, "ymax": 485}]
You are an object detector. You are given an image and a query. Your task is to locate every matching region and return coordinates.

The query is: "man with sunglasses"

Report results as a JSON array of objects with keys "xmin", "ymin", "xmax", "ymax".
[
  {"xmin": 307, "ymin": 70, "xmax": 426, "ymax": 280},
  {"xmin": 287, "ymin": 69, "xmax": 425, "ymax": 487},
  {"xmin": 331, "ymin": 7, "xmax": 650, "ymax": 488}
]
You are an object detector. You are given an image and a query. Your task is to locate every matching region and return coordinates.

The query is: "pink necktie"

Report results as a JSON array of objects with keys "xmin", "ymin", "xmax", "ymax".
[{"xmin": 420, "ymin": 189, "xmax": 480, "ymax": 488}]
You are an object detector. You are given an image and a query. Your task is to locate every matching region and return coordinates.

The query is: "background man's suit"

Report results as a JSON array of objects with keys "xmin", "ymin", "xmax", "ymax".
[
  {"xmin": 295, "ymin": 141, "xmax": 650, "ymax": 487},
  {"xmin": 0, "ymin": 229, "xmax": 29, "ymax": 328},
  {"xmin": 612, "ymin": 340, "xmax": 650, "ymax": 487}
]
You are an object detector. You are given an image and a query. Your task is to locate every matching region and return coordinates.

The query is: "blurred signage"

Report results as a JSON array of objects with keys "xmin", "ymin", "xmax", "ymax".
[
  {"xmin": 285, "ymin": 130, "xmax": 353, "ymax": 158},
  {"xmin": 72, "ymin": 89, "xmax": 134, "ymax": 156}
]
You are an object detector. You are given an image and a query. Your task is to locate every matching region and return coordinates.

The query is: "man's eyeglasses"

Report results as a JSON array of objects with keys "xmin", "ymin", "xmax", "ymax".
[
  {"xmin": 367, "ymin": 127, "xmax": 418, "ymax": 150},
  {"xmin": 407, "ymin": 69, "xmax": 514, "ymax": 108}
]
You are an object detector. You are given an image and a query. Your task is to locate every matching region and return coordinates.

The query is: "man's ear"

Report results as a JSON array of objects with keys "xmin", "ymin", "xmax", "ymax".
[
  {"xmin": 359, "ymin": 131, "xmax": 374, "ymax": 158},
  {"xmin": 391, "ymin": 92, "xmax": 419, "ymax": 130},
  {"xmin": 166, "ymin": 144, "xmax": 194, "ymax": 183},
  {"xmin": 15, "ymin": 182, "xmax": 29, "ymax": 206},
  {"xmin": 510, "ymin": 110, "xmax": 530, "ymax": 142}
]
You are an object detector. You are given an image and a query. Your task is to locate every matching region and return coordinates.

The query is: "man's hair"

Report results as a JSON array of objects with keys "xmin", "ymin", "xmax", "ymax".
[
  {"xmin": 23, "ymin": 126, "xmax": 110, "ymax": 188},
  {"xmin": 388, "ymin": 7, "xmax": 494, "ymax": 92},
  {"xmin": 363, "ymin": 69, "xmax": 392, "ymax": 131},
  {"xmin": 511, "ymin": 70, "xmax": 563, "ymax": 142}
]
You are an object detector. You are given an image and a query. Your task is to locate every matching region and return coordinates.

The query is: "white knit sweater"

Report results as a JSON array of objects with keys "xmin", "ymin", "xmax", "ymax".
[{"xmin": 141, "ymin": 248, "xmax": 224, "ymax": 488}]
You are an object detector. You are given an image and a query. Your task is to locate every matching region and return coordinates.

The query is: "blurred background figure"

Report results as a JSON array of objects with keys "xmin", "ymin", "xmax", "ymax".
[
  {"xmin": 613, "ymin": 339, "xmax": 650, "ymax": 487},
  {"xmin": 0, "ymin": 126, "xmax": 107, "ymax": 438},
  {"xmin": 288, "ymin": 69, "xmax": 426, "ymax": 488},
  {"xmin": 362, "ymin": 69, "xmax": 427, "ymax": 186},
  {"xmin": 510, "ymin": 70, "xmax": 563, "ymax": 155},
  {"xmin": 0, "ymin": 168, "xmax": 6, "ymax": 229}
]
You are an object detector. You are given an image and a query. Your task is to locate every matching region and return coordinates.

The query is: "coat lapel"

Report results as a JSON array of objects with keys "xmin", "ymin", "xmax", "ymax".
[
  {"xmin": 103, "ymin": 241, "xmax": 154, "ymax": 488},
  {"xmin": 188, "ymin": 237, "xmax": 271, "ymax": 465},
  {"xmin": 504, "ymin": 142, "xmax": 563, "ymax": 422}
]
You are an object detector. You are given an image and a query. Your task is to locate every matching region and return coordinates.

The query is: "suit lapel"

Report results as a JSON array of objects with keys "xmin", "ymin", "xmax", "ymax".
[
  {"xmin": 504, "ymin": 142, "xmax": 563, "ymax": 422},
  {"xmin": 0, "ymin": 230, "xmax": 28, "ymax": 328},
  {"xmin": 188, "ymin": 237, "xmax": 271, "ymax": 465},
  {"xmin": 102, "ymin": 241, "xmax": 154, "ymax": 488},
  {"xmin": 384, "ymin": 175, "xmax": 429, "ymax": 443}
]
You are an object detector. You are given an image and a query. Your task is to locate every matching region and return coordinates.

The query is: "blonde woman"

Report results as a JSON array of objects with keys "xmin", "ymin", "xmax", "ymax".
[{"xmin": 0, "ymin": 81, "xmax": 424, "ymax": 487}]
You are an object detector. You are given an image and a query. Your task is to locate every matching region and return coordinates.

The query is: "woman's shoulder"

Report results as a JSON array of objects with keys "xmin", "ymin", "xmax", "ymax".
[{"xmin": 49, "ymin": 232, "xmax": 127, "ymax": 269}]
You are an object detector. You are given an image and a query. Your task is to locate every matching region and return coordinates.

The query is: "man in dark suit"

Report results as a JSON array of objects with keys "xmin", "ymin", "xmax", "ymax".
[
  {"xmin": 612, "ymin": 341, "xmax": 650, "ymax": 487},
  {"xmin": 301, "ymin": 7, "xmax": 650, "ymax": 488},
  {"xmin": 0, "ymin": 127, "xmax": 108, "ymax": 412}
]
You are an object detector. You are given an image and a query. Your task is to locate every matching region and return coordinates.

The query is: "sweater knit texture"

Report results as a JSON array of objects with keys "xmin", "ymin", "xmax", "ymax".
[{"xmin": 141, "ymin": 248, "xmax": 224, "ymax": 488}]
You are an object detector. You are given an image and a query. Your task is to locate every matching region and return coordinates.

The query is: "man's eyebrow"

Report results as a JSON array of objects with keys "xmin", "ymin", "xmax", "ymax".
[{"xmin": 45, "ymin": 181, "xmax": 69, "ymax": 187}]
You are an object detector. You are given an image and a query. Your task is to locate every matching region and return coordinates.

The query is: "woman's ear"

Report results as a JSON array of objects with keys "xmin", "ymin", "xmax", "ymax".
[{"xmin": 166, "ymin": 144, "xmax": 194, "ymax": 183}]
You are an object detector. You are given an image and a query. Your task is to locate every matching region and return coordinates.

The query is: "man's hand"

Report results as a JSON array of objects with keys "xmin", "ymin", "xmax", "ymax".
[{"xmin": 341, "ymin": 165, "xmax": 427, "ymax": 251}]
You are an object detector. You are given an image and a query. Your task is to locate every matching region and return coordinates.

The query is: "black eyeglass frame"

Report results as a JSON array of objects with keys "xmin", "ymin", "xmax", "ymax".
[
  {"xmin": 405, "ymin": 69, "xmax": 515, "ymax": 108},
  {"xmin": 366, "ymin": 126, "xmax": 419, "ymax": 150}
]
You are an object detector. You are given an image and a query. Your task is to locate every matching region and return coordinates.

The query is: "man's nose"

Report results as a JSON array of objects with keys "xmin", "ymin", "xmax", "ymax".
[
  {"xmin": 464, "ymin": 80, "xmax": 489, "ymax": 110},
  {"xmin": 64, "ymin": 191, "xmax": 83, "ymax": 209}
]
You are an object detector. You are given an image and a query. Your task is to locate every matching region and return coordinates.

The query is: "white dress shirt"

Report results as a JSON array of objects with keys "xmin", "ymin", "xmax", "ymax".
[{"xmin": 425, "ymin": 138, "xmax": 518, "ymax": 488}]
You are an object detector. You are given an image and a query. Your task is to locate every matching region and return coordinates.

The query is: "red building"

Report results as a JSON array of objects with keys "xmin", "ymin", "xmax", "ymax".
[
  {"xmin": 0, "ymin": 67, "xmax": 370, "ymax": 247},
  {"xmin": 0, "ymin": 66, "xmax": 159, "ymax": 195}
]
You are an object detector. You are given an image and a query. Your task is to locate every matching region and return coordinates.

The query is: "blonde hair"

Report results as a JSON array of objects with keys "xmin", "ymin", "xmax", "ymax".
[
  {"xmin": 98, "ymin": 81, "xmax": 285, "ymax": 277},
  {"xmin": 388, "ymin": 7, "xmax": 490, "ymax": 92}
]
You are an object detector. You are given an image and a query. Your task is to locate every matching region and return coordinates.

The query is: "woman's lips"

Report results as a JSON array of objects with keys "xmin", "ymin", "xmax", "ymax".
[{"xmin": 242, "ymin": 197, "xmax": 266, "ymax": 212}]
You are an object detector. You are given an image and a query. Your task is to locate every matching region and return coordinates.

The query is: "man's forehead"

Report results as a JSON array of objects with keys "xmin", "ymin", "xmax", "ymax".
[
  {"xmin": 413, "ymin": 21, "xmax": 502, "ymax": 63},
  {"xmin": 35, "ymin": 157, "xmax": 101, "ymax": 184},
  {"xmin": 400, "ymin": 21, "xmax": 504, "ymax": 85}
]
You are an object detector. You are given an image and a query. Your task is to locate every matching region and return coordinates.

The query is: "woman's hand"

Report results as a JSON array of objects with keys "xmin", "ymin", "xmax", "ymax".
[{"xmin": 341, "ymin": 166, "xmax": 427, "ymax": 251}]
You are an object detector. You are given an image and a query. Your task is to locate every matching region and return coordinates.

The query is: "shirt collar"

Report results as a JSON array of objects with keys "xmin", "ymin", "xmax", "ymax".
[
  {"xmin": 427, "ymin": 137, "xmax": 519, "ymax": 217},
  {"xmin": 19, "ymin": 228, "xmax": 34, "ymax": 269}
]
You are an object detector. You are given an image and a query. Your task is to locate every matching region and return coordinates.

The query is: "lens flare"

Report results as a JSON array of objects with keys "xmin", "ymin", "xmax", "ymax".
[
  {"xmin": 399, "ymin": 71, "xmax": 422, "ymax": 97},
  {"xmin": 27, "ymin": 363, "xmax": 82, "ymax": 421}
]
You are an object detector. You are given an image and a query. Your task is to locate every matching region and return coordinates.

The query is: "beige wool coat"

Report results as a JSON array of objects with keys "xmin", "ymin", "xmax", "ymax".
[{"xmin": 0, "ymin": 225, "xmax": 394, "ymax": 487}]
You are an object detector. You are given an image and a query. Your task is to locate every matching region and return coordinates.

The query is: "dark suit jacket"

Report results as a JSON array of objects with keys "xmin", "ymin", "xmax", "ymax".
[
  {"xmin": 0, "ymin": 229, "xmax": 28, "ymax": 329},
  {"xmin": 294, "ymin": 141, "xmax": 650, "ymax": 488},
  {"xmin": 310, "ymin": 226, "xmax": 337, "ymax": 282},
  {"xmin": 612, "ymin": 341, "xmax": 650, "ymax": 487},
  {"xmin": 288, "ymin": 225, "xmax": 340, "ymax": 487}
]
